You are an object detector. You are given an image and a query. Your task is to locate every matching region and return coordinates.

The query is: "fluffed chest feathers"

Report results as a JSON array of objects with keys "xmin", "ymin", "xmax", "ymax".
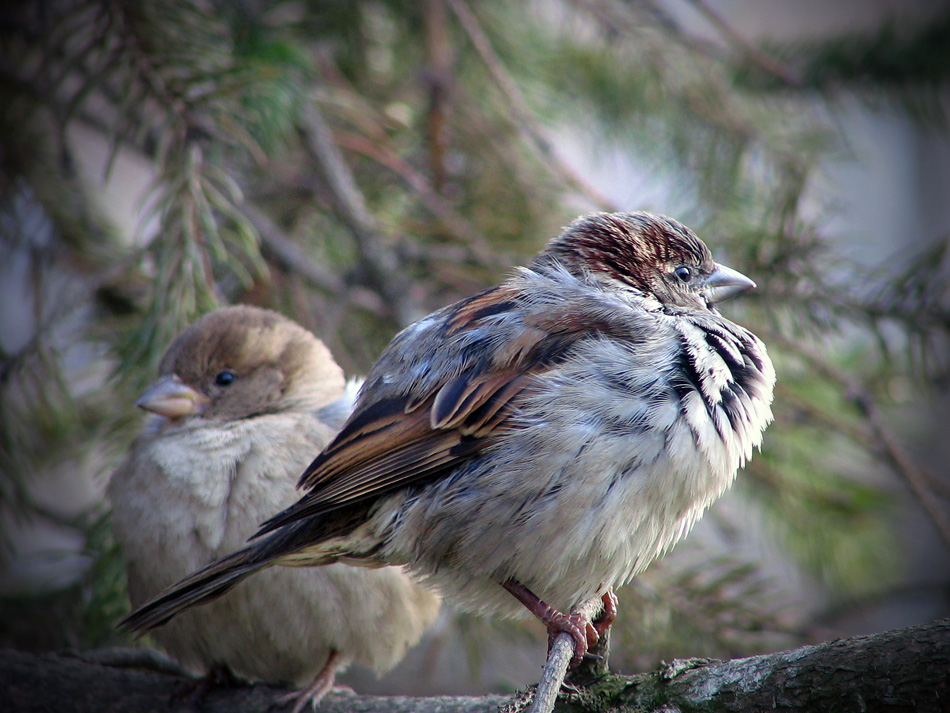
[
  {"xmin": 383, "ymin": 315, "xmax": 774, "ymax": 611},
  {"xmin": 146, "ymin": 419, "xmax": 254, "ymax": 509},
  {"xmin": 141, "ymin": 415, "xmax": 309, "ymax": 553}
]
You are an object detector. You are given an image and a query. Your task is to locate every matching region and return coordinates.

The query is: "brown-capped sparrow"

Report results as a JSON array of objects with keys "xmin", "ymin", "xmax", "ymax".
[
  {"xmin": 121, "ymin": 213, "xmax": 775, "ymax": 671},
  {"xmin": 107, "ymin": 305, "xmax": 440, "ymax": 710}
]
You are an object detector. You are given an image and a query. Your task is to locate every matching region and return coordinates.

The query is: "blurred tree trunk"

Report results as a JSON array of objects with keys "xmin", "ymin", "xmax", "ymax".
[{"xmin": 3, "ymin": 618, "xmax": 946, "ymax": 713}]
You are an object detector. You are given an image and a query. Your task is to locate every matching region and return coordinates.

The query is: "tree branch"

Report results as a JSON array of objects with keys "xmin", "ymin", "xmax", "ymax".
[
  {"xmin": 686, "ymin": 0, "xmax": 803, "ymax": 86},
  {"xmin": 529, "ymin": 596, "xmax": 605, "ymax": 713},
  {"xmin": 241, "ymin": 202, "xmax": 387, "ymax": 317},
  {"xmin": 331, "ymin": 131, "xmax": 505, "ymax": 269},
  {"xmin": 445, "ymin": 0, "xmax": 615, "ymax": 210},
  {"xmin": 4, "ymin": 618, "xmax": 946, "ymax": 713},
  {"xmin": 299, "ymin": 100, "xmax": 422, "ymax": 326},
  {"xmin": 771, "ymin": 333, "xmax": 950, "ymax": 552},
  {"xmin": 241, "ymin": 203, "xmax": 346, "ymax": 295}
]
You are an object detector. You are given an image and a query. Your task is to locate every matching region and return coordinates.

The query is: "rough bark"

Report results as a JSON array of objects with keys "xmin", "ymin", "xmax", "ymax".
[{"xmin": 1, "ymin": 618, "xmax": 946, "ymax": 713}]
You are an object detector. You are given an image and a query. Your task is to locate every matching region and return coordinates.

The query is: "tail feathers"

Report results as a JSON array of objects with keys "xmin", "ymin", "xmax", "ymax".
[
  {"xmin": 118, "ymin": 504, "xmax": 377, "ymax": 634},
  {"xmin": 119, "ymin": 522, "xmax": 338, "ymax": 634},
  {"xmin": 119, "ymin": 546, "xmax": 271, "ymax": 633}
]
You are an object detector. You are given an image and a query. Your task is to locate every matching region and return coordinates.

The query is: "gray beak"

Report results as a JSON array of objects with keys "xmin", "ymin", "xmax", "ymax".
[
  {"xmin": 703, "ymin": 263, "xmax": 756, "ymax": 304},
  {"xmin": 136, "ymin": 374, "xmax": 210, "ymax": 419}
]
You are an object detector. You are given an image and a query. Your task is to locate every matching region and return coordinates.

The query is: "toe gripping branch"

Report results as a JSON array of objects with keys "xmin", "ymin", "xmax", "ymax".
[{"xmin": 503, "ymin": 580, "xmax": 617, "ymax": 669}]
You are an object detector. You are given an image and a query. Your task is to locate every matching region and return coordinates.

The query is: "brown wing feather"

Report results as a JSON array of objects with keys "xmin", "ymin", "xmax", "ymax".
[
  {"xmin": 257, "ymin": 370, "xmax": 529, "ymax": 535},
  {"xmin": 304, "ymin": 399, "xmax": 434, "ymax": 485},
  {"xmin": 257, "ymin": 287, "xmax": 599, "ymax": 537}
]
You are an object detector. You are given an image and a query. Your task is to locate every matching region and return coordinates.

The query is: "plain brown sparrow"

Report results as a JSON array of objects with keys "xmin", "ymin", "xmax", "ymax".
[{"xmin": 108, "ymin": 305, "xmax": 440, "ymax": 710}]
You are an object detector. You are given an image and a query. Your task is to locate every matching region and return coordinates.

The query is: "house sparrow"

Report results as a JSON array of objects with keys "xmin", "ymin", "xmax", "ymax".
[
  {"xmin": 107, "ymin": 305, "xmax": 440, "ymax": 710},
  {"xmin": 121, "ymin": 213, "xmax": 775, "ymax": 669}
]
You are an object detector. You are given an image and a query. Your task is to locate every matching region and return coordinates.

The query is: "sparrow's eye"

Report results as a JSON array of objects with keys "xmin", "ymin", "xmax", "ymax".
[
  {"xmin": 673, "ymin": 265, "xmax": 693, "ymax": 283},
  {"xmin": 214, "ymin": 370, "xmax": 237, "ymax": 387}
]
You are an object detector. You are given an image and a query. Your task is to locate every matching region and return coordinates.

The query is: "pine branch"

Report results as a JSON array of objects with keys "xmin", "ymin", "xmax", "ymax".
[
  {"xmin": 423, "ymin": 0, "xmax": 453, "ymax": 195},
  {"xmin": 740, "ymin": 10, "xmax": 950, "ymax": 127},
  {"xmin": 299, "ymin": 100, "xmax": 421, "ymax": 326},
  {"xmin": 243, "ymin": 201, "xmax": 387, "ymax": 317},
  {"xmin": 686, "ymin": 0, "xmax": 802, "ymax": 86},
  {"xmin": 774, "ymin": 334, "xmax": 950, "ymax": 551},
  {"xmin": 446, "ymin": 0, "xmax": 616, "ymax": 210},
  {"xmin": 331, "ymin": 130, "xmax": 505, "ymax": 269}
]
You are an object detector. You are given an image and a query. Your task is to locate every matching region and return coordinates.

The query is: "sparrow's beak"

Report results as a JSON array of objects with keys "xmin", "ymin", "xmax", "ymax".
[
  {"xmin": 136, "ymin": 374, "xmax": 210, "ymax": 419},
  {"xmin": 703, "ymin": 263, "xmax": 756, "ymax": 304}
]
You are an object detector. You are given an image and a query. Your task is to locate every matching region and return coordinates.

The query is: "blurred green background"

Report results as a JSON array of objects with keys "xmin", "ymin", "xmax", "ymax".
[{"xmin": 1, "ymin": 0, "xmax": 948, "ymax": 694}]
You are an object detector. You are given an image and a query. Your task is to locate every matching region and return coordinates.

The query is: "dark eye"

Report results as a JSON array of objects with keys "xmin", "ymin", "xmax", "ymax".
[
  {"xmin": 673, "ymin": 266, "xmax": 693, "ymax": 283},
  {"xmin": 214, "ymin": 370, "xmax": 237, "ymax": 387}
]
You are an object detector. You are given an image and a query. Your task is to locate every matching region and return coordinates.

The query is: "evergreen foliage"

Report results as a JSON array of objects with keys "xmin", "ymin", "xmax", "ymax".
[{"xmin": 1, "ymin": 0, "xmax": 947, "ymax": 687}]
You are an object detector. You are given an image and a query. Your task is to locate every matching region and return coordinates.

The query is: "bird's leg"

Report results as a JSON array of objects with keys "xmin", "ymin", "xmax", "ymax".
[
  {"xmin": 503, "ymin": 579, "xmax": 598, "ymax": 668},
  {"xmin": 592, "ymin": 589, "xmax": 618, "ymax": 640},
  {"xmin": 276, "ymin": 649, "xmax": 345, "ymax": 713}
]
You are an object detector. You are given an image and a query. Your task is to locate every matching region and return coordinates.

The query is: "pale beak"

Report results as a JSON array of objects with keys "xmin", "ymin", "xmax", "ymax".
[
  {"xmin": 703, "ymin": 263, "xmax": 756, "ymax": 304},
  {"xmin": 136, "ymin": 374, "xmax": 210, "ymax": 419}
]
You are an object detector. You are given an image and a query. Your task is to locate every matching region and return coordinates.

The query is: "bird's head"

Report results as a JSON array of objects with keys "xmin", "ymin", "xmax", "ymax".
[
  {"xmin": 136, "ymin": 305, "xmax": 345, "ymax": 422},
  {"xmin": 535, "ymin": 212, "xmax": 756, "ymax": 312}
]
